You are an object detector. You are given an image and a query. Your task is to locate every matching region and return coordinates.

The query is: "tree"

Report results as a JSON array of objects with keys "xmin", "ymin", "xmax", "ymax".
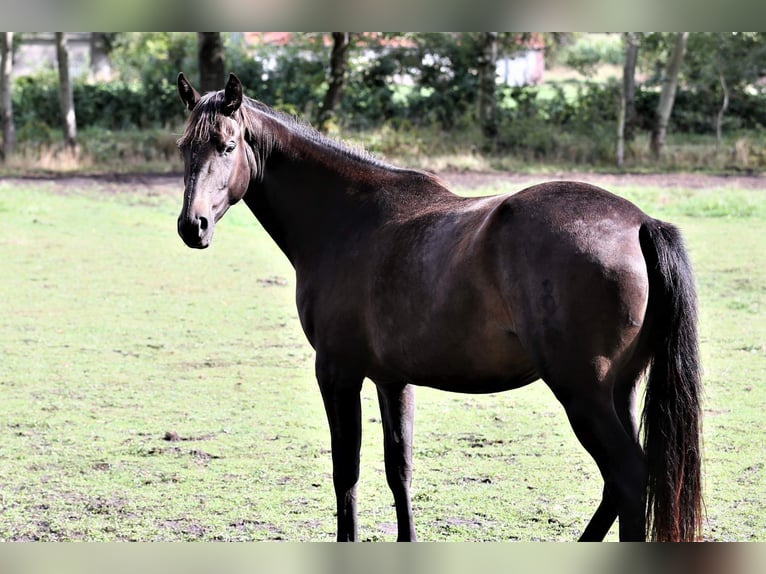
[
  {"xmin": 55, "ymin": 32, "xmax": 77, "ymax": 152},
  {"xmin": 617, "ymin": 32, "xmax": 640, "ymax": 168},
  {"xmin": 318, "ymin": 32, "xmax": 351, "ymax": 132},
  {"xmin": 476, "ymin": 32, "xmax": 499, "ymax": 140},
  {"xmin": 90, "ymin": 33, "xmax": 113, "ymax": 82},
  {"xmin": 650, "ymin": 32, "xmax": 688, "ymax": 160},
  {"xmin": 1, "ymin": 32, "xmax": 14, "ymax": 161},
  {"xmin": 108, "ymin": 33, "xmax": 196, "ymax": 87},
  {"xmin": 198, "ymin": 32, "xmax": 225, "ymax": 93},
  {"xmin": 682, "ymin": 33, "xmax": 766, "ymax": 146}
]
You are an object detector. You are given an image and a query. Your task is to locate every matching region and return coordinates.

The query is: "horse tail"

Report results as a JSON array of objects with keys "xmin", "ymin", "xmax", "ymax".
[{"xmin": 639, "ymin": 220, "xmax": 703, "ymax": 542}]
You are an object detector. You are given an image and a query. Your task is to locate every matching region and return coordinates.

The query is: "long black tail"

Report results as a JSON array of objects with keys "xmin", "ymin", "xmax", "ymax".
[{"xmin": 639, "ymin": 220, "xmax": 703, "ymax": 542}]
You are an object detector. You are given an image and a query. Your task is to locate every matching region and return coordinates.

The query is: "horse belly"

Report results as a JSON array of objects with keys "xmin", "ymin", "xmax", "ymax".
[
  {"xmin": 367, "ymin": 199, "xmax": 540, "ymax": 392},
  {"xmin": 368, "ymin": 320, "xmax": 540, "ymax": 394}
]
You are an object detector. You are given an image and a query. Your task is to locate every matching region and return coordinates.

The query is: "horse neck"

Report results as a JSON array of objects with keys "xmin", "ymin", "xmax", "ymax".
[{"xmin": 242, "ymin": 124, "xmax": 397, "ymax": 268}]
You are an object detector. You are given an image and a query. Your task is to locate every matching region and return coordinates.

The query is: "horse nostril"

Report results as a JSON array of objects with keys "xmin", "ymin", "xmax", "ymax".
[{"xmin": 198, "ymin": 216, "xmax": 209, "ymax": 232}]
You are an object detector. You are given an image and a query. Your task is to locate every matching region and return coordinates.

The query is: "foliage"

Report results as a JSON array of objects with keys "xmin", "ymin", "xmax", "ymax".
[
  {"xmin": 557, "ymin": 33, "xmax": 624, "ymax": 77},
  {"xmin": 633, "ymin": 86, "xmax": 766, "ymax": 134},
  {"xmin": 492, "ymin": 81, "xmax": 621, "ymax": 164},
  {"xmin": 338, "ymin": 42, "xmax": 412, "ymax": 129},
  {"xmin": 5, "ymin": 32, "xmax": 766, "ymax": 171},
  {"xmin": 230, "ymin": 34, "xmax": 327, "ymax": 118},
  {"xmin": 639, "ymin": 32, "xmax": 766, "ymax": 131},
  {"xmin": 674, "ymin": 33, "xmax": 766, "ymax": 95},
  {"xmin": 405, "ymin": 33, "xmax": 481, "ymax": 129},
  {"xmin": 110, "ymin": 33, "xmax": 197, "ymax": 87},
  {"xmin": 11, "ymin": 74, "xmax": 186, "ymax": 134}
]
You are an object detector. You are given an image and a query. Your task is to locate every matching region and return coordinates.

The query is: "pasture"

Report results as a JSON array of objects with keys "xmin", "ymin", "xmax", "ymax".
[{"xmin": 0, "ymin": 175, "xmax": 763, "ymax": 541}]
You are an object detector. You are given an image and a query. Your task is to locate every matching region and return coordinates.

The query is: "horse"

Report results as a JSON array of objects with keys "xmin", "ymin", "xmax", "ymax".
[{"xmin": 174, "ymin": 72, "xmax": 703, "ymax": 542}]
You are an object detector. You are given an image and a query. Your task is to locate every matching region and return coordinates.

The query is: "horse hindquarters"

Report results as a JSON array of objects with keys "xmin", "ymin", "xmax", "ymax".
[
  {"xmin": 497, "ymin": 206, "xmax": 653, "ymax": 540},
  {"xmin": 543, "ymin": 218, "xmax": 702, "ymax": 542},
  {"xmin": 514, "ymin": 299, "xmax": 650, "ymax": 539}
]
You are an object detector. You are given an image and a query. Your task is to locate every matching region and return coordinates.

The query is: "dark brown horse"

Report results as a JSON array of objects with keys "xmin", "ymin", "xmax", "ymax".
[{"xmin": 175, "ymin": 72, "xmax": 703, "ymax": 542}]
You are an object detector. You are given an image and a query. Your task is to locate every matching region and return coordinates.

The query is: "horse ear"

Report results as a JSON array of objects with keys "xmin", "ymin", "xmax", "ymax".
[
  {"xmin": 222, "ymin": 73, "xmax": 243, "ymax": 116},
  {"xmin": 177, "ymin": 72, "xmax": 200, "ymax": 111}
]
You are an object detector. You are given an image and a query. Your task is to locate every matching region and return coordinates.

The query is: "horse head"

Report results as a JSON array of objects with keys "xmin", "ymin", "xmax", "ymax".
[{"xmin": 176, "ymin": 72, "xmax": 251, "ymax": 249}]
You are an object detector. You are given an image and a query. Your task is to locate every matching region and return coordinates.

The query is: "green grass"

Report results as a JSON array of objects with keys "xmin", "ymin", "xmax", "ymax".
[{"xmin": 0, "ymin": 180, "xmax": 763, "ymax": 541}]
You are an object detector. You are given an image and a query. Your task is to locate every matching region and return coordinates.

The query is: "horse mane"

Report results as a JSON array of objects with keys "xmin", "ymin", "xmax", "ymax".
[{"xmin": 178, "ymin": 90, "xmax": 446, "ymax": 188}]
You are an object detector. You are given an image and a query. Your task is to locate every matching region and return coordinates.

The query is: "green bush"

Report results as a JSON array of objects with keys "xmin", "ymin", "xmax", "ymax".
[
  {"xmin": 492, "ymin": 82, "xmax": 619, "ymax": 164},
  {"xmin": 12, "ymin": 74, "xmax": 186, "ymax": 134},
  {"xmin": 634, "ymin": 88, "xmax": 766, "ymax": 134}
]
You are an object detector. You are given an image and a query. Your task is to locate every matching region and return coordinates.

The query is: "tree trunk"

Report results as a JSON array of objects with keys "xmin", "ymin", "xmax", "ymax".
[
  {"xmin": 1, "ymin": 32, "xmax": 14, "ymax": 161},
  {"xmin": 89, "ymin": 33, "xmax": 112, "ymax": 82},
  {"xmin": 715, "ymin": 37, "xmax": 729, "ymax": 151},
  {"xmin": 622, "ymin": 32, "xmax": 639, "ymax": 143},
  {"xmin": 317, "ymin": 32, "xmax": 351, "ymax": 132},
  {"xmin": 616, "ymin": 91, "xmax": 626, "ymax": 169},
  {"xmin": 715, "ymin": 69, "xmax": 729, "ymax": 151},
  {"xmin": 617, "ymin": 32, "xmax": 639, "ymax": 168},
  {"xmin": 476, "ymin": 32, "xmax": 499, "ymax": 140},
  {"xmin": 55, "ymin": 32, "xmax": 77, "ymax": 152},
  {"xmin": 650, "ymin": 32, "xmax": 688, "ymax": 161},
  {"xmin": 198, "ymin": 33, "xmax": 225, "ymax": 93}
]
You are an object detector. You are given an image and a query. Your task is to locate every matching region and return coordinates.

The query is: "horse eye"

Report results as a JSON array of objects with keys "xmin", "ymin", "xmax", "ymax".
[{"xmin": 223, "ymin": 141, "xmax": 236, "ymax": 155}]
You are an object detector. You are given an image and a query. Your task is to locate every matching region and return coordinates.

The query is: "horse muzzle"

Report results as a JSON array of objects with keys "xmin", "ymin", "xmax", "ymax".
[{"xmin": 177, "ymin": 212, "xmax": 212, "ymax": 249}]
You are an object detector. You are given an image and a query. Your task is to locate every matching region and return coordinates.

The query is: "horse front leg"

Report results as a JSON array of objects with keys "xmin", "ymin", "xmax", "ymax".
[
  {"xmin": 376, "ymin": 382, "xmax": 416, "ymax": 541},
  {"xmin": 316, "ymin": 358, "xmax": 364, "ymax": 541}
]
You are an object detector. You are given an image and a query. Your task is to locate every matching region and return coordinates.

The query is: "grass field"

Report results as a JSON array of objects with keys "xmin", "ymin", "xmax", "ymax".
[{"xmin": 0, "ymin": 177, "xmax": 763, "ymax": 541}]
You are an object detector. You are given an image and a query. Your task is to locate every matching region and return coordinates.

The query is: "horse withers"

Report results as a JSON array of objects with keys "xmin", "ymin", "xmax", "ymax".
[{"xmin": 174, "ymin": 72, "xmax": 703, "ymax": 542}]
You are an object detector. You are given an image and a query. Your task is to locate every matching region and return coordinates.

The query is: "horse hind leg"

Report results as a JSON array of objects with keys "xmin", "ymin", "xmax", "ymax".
[
  {"xmin": 579, "ymin": 484, "xmax": 619, "ymax": 542},
  {"xmin": 548, "ymin": 362, "xmax": 646, "ymax": 542},
  {"xmin": 578, "ymin": 367, "xmax": 645, "ymax": 541}
]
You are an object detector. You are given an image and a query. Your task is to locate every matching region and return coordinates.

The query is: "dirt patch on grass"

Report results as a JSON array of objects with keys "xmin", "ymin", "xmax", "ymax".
[
  {"xmin": 163, "ymin": 430, "xmax": 216, "ymax": 442},
  {"xmin": 159, "ymin": 517, "xmax": 208, "ymax": 538}
]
